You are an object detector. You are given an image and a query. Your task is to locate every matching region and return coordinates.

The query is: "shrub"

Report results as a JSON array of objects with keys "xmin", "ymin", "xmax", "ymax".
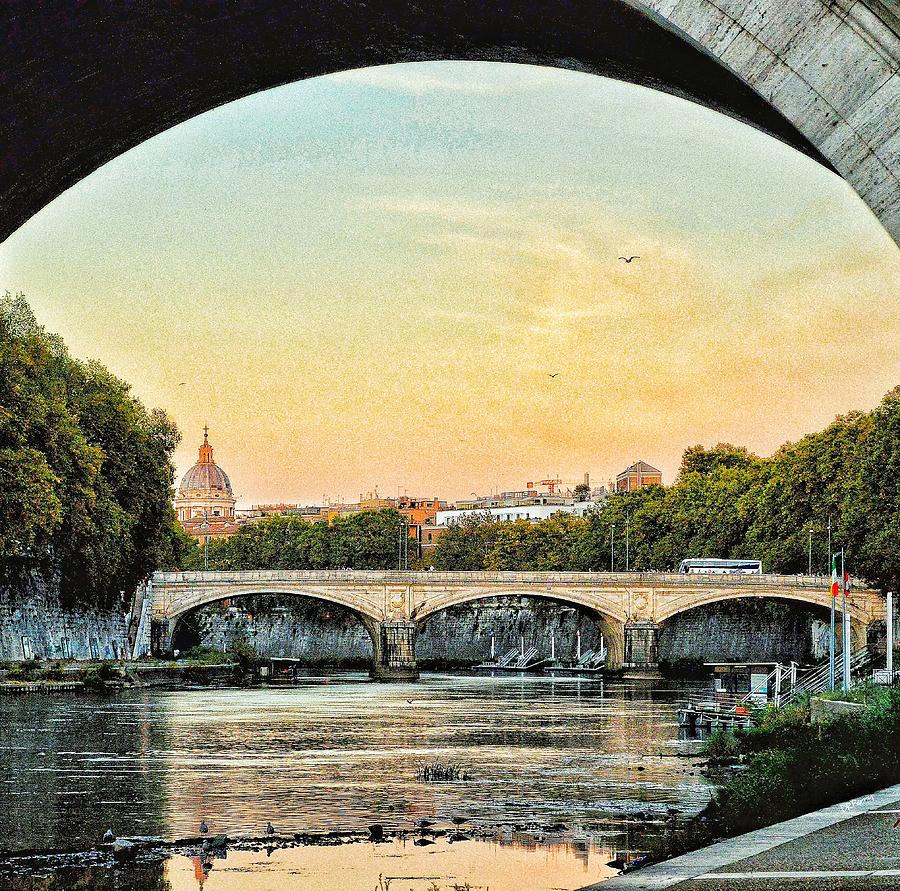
[
  {"xmin": 702, "ymin": 730, "xmax": 741, "ymax": 763},
  {"xmin": 702, "ymin": 687, "xmax": 900, "ymax": 836},
  {"xmin": 229, "ymin": 636, "xmax": 259, "ymax": 668}
]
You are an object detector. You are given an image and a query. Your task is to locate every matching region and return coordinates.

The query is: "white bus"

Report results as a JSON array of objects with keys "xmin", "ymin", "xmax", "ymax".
[{"xmin": 678, "ymin": 558, "xmax": 762, "ymax": 575}]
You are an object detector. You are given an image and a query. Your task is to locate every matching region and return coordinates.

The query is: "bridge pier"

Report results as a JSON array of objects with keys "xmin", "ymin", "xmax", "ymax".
[
  {"xmin": 369, "ymin": 621, "xmax": 419, "ymax": 682},
  {"xmin": 622, "ymin": 620, "xmax": 661, "ymax": 678}
]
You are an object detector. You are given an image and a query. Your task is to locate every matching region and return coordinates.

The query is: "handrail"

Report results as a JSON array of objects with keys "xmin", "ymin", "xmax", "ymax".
[{"xmin": 152, "ymin": 568, "xmax": 869, "ymax": 591}]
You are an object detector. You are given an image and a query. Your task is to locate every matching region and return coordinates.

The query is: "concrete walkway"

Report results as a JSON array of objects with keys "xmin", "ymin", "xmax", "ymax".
[{"xmin": 580, "ymin": 782, "xmax": 900, "ymax": 890}]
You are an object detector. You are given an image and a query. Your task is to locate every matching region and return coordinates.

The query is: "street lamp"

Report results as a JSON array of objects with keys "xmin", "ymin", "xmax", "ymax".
[
  {"xmin": 625, "ymin": 514, "xmax": 630, "ymax": 572},
  {"xmin": 200, "ymin": 510, "xmax": 210, "ymax": 571},
  {"xmin": 610, "ymin": 523, "xmax": 615, "ymax": 572}
]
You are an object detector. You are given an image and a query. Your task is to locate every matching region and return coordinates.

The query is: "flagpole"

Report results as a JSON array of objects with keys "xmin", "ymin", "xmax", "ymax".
[
  {"xmin": 829, "ymin": 551, "xmax": 836, "ymax": 692},
  {"xmin": 841, "ymin": 549, "xmax": 850, "ymax": 691}
]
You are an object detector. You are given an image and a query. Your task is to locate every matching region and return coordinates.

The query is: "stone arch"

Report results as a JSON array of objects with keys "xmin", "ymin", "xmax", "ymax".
[
  {"xmin": 160, "ymin": 586, "xmax": 384, "ymax": 657},
  {"xmin": 2, "ymin": 1, "xmax": 897, "ymax": 245},
  {"xmin": 656, "ymin": 589, "xmax": 871, "ymax": 656},
  {"xmin": 412, "ymin": 588, "xmax": 626, "ymax": 668}
]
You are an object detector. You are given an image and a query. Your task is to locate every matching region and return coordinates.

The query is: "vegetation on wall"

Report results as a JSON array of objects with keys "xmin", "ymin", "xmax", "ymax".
[
  {"xmin": 0, "ymin": 293, "xmax": 184, "ymax": 608},
  {"xmin": 431, "ymin": 387, "xmax": 900, "ymax": 592}
]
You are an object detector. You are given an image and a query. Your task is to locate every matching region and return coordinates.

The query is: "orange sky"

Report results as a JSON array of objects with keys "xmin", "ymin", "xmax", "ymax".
[{"xmin": 1, "ymin": 63, "xmax": 898, "ymax": 505}]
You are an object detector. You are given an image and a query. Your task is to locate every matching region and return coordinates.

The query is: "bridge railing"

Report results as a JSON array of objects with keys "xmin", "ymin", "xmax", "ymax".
[{"xmin": 151, "ymin": 568, "xmax": 845, "ymax": 590}]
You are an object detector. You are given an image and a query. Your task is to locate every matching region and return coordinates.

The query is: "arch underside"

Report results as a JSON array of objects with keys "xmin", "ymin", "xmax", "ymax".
[
  {"xmin": 412, "ymin": 588, "xmax": 627, "ymax": 625},
  {"xmin": 656, "ymin": 589, "xmax": 873, "ymax": 628},
  {"xmin": 164, "ymin": 586, "xmax": 384, "ymax": 627},
  {"xmin": 413, "ymin": 588, "xmax": 627, "ymax": 666},
  {"xmin": 10, "ymin": 0, "xmax": 894, "ymax": 249}
]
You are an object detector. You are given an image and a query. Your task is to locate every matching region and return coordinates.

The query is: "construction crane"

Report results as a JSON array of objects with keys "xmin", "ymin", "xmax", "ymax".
[{"xmin": 537, "ymin": 478, "xmax": 564, "ymax": 496}]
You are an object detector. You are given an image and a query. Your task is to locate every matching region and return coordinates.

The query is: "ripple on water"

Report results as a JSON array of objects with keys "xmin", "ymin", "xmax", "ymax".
[{"xmin": 0, "ymin": 672, "xmax": 713, "ymax": 872}]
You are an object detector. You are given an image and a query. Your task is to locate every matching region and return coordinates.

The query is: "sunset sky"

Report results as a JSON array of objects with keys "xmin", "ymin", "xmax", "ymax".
[{"xmin": 1, "ymin": 62, "xmax": 898, "ymax": 506}]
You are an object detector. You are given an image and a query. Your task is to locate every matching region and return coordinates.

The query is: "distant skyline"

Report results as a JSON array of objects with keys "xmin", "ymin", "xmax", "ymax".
[{"xmin": 1, "ymin": 62, "xmax": 898, "ymax": 506}]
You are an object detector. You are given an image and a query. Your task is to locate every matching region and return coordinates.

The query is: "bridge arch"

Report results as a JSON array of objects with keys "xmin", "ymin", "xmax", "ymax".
[
  {"xmin": 2, "ymin": 1, "xmax": 897, "ymax": 245},
  {"xmin": 411, "ymin": 587, "xmax": 627, "ymax": 668},
  {"xmin": 655, "ymin": 589, "xmax": 871, "ymax": 652},
  {"xmin": 165, "ymin": 585, "xmax": 384, "ymax": 626},
  {"xmin": 160, "ymin": 585, "xmax": 386, "ymax": 659}
]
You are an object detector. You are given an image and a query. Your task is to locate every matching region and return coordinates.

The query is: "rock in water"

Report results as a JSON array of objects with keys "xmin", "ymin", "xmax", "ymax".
[
  {"xmin": 368, "ymin": 824, "xmax": 384, "ymax": 841},
  {"xmin": 202, "ymin": 834, "xmax": 229, "ymax": 851},
  {"xmin": 112, "ymin": 839, "xmax": 136, "ymax": 858}
]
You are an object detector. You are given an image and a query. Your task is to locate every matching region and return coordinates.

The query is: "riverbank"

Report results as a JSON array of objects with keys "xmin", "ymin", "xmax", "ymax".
[
  {"xmin": 0, "ymin": 658, "xmax": 241, "ymax": 693},
  {"xmin": 617, "ymin": 683, "xmax": 900, "ymax": 878}
]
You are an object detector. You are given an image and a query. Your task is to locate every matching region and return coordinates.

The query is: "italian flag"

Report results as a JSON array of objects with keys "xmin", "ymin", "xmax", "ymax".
[{"xmin": 831, "ymin": 554, "xmax": 840, "ymax": 598}]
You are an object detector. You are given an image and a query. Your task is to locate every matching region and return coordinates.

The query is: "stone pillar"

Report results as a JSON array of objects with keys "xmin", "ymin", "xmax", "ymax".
[
  {"xmin": 150, "ymin": 618, "xmax": 173, "ymax": 658},
  {"xmin": 370, "ymin": 621, "xmax": 419, "ymax": 681},
  {"xmin": 623, "ymin": 620, "xmax": 660, "ymax": 678}
]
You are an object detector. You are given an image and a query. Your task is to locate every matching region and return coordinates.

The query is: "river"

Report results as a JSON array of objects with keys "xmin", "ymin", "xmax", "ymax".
[{"xmin": 0, "ymin": 671, "xmax": 712, "ymax": 889}]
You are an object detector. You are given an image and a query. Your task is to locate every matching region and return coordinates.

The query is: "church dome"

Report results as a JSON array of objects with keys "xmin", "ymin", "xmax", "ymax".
[{"xmin": 178, "ymin": 427, "xmax": 233, "ymax": 495}]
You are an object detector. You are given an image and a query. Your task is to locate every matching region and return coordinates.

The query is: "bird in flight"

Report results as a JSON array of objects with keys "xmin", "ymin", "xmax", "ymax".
[
  {"xmin": 548, "ymin": 373, "xmax": 560, "ymax": 379},
  {"xmin": 178, "ymin": 382, "xmax": 187, "ymax": 386},
  {"xmin": 618, "ymin": 256, "xmax": 640, "ymax": 263}
]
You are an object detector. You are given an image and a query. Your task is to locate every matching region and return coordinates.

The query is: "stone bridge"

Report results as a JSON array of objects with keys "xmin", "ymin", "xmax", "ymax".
[
  {"xmin": 144, "ymin": 569, "xmax": 885, "ymax": 680},
  {"xmin": 2, "ymin": 0, "xmax": 898, "ymax": 245}
]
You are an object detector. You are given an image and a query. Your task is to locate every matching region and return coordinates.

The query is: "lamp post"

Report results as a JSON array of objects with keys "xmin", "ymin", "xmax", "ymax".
[
  {"xmin": 610, "ymin": 523, "xmax": 615, "ymax": 572},
  {"xmin": 201, "ymin": 510, "xmax": 210, "ymax": 571},
  {"xmin": 625, "ymin": 514, "xmax": 630, "ymax": 572},
  {"xmin": 807, "ymin": 526, "xmax": 813, "ymax": 576}
]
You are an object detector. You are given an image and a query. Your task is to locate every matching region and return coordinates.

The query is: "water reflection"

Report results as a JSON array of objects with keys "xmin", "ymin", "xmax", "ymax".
[
  {"xmin": 0, "ymin": 672, "xmax": 711, "ymax": 887},
  {"xmin": 0, "ymin": 691, "xmax": 171, "ymax": 851}
]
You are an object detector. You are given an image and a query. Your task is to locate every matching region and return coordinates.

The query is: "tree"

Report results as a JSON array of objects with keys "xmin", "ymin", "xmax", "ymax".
[
  {"xmin": 0, "ymin": 293, "xmax": 182, "ymax": 607},
  {"xmin": 573, "ymin": 482, "xmax": 590, "ymax": 501}
]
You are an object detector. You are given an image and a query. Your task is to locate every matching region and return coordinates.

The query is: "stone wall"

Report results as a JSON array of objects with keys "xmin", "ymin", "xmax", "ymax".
[
  {"xmin": 658, "ymin": 599, "xmax": 824, "ymax": 665},
  {"xmin": 185, "ymin": 595, "xmax": 822, "ymax": 668},
  {"xmin": 0, "ymin": 570, "xmax": 130, "ymax": 662}
]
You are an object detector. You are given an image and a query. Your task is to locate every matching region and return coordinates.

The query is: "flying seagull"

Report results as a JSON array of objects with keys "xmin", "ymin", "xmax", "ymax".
[
  {"xmin": 548, "ymin": 373, "xmax": 560, "ymax": 379},
  {"xmin": 178, "ymin": 382, "xmax": 187, "ymax": 386},
  {"xmin": 618, "ymin": 256, "xmax": 640, "ymax": 263}
]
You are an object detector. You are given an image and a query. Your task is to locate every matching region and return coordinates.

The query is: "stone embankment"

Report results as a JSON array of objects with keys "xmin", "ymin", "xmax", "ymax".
[{"xmin": 0, "ymin": 570, "xmax": 129, "ymax": 662}]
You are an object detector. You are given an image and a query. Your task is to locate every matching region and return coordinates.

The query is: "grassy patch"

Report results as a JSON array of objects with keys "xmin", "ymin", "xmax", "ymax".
[
  {"xmin": 702, "ymin": 685, "xmax": 900, "ymax": 836},
  {"xmin": 182, "ymin": 646, "xmax": 232, "ymax": 666}
]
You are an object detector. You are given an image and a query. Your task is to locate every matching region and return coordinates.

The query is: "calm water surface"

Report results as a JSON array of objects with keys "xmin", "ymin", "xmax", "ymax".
[{"xmin": 0, "ymin": 672, "xmax": 711, "ymax": 889}]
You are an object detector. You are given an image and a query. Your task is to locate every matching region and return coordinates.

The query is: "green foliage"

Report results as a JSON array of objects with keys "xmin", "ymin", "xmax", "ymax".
[
  {"xmin": 78, "ymin": 663, "xmax": 118, "ymax": 689},
  {"xmin": 186, "ymin": 509, "xmax": 410, "ymax": 571},
  {"xmin": 701, "ymin": 730, "xmax": 741, "ymax": 762},
  {"xmin": 182, "ymin": 646, "xmax": 231, "ymax": 666},
  {"xmin": 0, "ymin": 294, "xmax": 182, "ymax": 608},
  {"xmin": 704, "ymin": 688, "xmax": 900, "ymax": 835},
  {"xmin": 229, "ymin": 635, "xmax": 259, "ymax": 668}
]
